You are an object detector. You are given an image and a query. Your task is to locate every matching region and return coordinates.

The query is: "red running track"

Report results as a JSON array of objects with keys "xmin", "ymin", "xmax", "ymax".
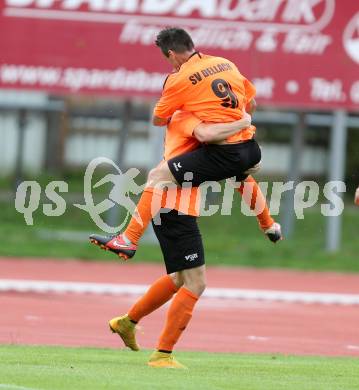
[{"xmin": 1, "ymin": 257, "xmax": 359, "ymax": 357}]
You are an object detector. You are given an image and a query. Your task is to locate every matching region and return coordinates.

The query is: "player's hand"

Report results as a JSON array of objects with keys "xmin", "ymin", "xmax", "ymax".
[
  {"xmin": 355, "ymin": 187, "xmax": 359, "ymax": 206},
  {"xmin": 264, "ymin": 222, "xmax": 283, "ymax": 243},
  {"xmin": 242, "ymin": 112, "xmax": 252, "ymax": 127}
]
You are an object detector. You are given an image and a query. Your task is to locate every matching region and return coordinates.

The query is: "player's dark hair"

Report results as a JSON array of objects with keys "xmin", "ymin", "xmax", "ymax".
[{"xmin": 155, "ymin": 28, "xmax": 195, "ymax": 57}]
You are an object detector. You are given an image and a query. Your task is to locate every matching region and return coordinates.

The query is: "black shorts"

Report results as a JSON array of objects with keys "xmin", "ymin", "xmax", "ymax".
[
  {"xmin": 168, "ymin": 139, "xmax": 261, "ymax": 186},
  {"xmin": 151, "ymin": 209, "xmax": 205, "ymax": 274}
]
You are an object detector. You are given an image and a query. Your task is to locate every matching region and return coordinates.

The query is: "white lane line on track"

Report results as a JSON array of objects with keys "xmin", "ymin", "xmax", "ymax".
[
  {"xmin": 24, "ymin": 315, "xmax": 41, "ymax": 322},
  {"xmin": 247, "ymin": 335, "xmax": 269, "ymax": 341},
  {"xmin": 1, "ymin": 279, "xmax": 359, "ymax": 306}
]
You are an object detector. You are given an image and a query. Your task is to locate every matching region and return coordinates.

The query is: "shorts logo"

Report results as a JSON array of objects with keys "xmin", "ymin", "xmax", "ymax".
[
  {"xmin": 173, "ymin": 162, "xmax": 182, "ymax": 172},
  {"xmin": 185, "ymin": 253, "xmax": 198, "ymax": 261}
]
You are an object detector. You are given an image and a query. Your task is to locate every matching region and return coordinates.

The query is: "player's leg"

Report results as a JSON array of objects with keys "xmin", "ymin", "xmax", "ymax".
[
  {"xmin": 109, "ymin": 271, "xmax": 184, "ymax": 351},
  {"xmin": 152, "ymin": 265, "xmax": 205, "ymax": 350},
  {"xmin": 206, "ymin": 140, "xmax": 281, "ymax": 242},
  {"xmin": 149, "ymin": 269, "xmax": 205, "ymax": 369},
  {"xmin": 166, "ymin": 140, "xmax": 281, "ymax": 243},
  {"xmin": 89, "ymin": 160, "xmax": 177, "ymax": 259},
  {"xmin": 148, "ymin": 210, "xmax": 205, "ymax": 369},
  {"xmin": 236, "ymin": 175, "xmax": 282, "ymax": 242},
  {"xmin": 123, "ymin": 161, "xmax": 177, "ymax": 244}
]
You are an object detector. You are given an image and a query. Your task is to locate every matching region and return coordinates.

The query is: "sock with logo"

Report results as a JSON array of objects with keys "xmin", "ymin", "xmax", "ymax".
[
  {"xmin": 128, "ymin": 275, "xmax": 178, "ymax": 323},
  {"xmin": 157, "ymin": 287, "xmax": 198, "ymax": 352},
  {"xmin": 125, "ymin": 187, "xmax": 163, "ymax": 245},
  {"xmin": 237, "ymin": 176, "xmax": 274, "ymax": 230}
]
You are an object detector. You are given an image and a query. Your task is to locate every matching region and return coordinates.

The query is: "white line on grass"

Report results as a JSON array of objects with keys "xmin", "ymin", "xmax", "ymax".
[
  {"xmin": 1, "ymin": 279, "xmax": 359, "ymax": 306},
  {"xmin": 0, "ymin": 385, "xmax": 41, "ymax": 390}
]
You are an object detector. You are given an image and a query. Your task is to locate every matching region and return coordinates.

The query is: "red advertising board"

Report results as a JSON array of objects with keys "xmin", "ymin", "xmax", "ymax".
[{"xmin": 1, "ymin": 0, "xmax": 359, "ymax": 110}]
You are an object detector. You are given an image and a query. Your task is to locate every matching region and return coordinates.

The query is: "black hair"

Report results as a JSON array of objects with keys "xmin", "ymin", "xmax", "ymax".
[{"xmin": 155, "ymin": 28, "xmax": 195, "ymax": 57}]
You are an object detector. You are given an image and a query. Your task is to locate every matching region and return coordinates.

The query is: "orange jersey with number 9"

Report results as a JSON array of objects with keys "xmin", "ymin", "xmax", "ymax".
[{"xmin": 154, "ymin": 52, "xmax": 256, "ymax": 143}]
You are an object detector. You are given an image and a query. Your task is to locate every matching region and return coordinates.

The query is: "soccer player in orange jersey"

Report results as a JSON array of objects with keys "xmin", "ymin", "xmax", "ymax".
[
  {"xmin": 92, "ymin": 110, "xmax": 279, "ymax": 368},
  {"xmin": 90, "ymin": 27, "xmax": 281, "ymax": 261}
]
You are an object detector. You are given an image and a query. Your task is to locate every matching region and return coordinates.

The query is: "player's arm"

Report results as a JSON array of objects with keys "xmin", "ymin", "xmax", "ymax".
[
  {"xmin": 246, "ymin": 98, "xmax": 257, "ymax": 115},
  {"xmin": 243, "ymin": 73, "xmax": 257, "ymax": 115},
  {"xmin": 152, "ymin": 75, "xmax": 184, "ymax": 126},
  {"xmin": 355, "ymin": 186, "xmax": 359, "ymax": 205},
  {"xmin": 193, "ymin": 113, "xmax": 251, "ymax": 143}
]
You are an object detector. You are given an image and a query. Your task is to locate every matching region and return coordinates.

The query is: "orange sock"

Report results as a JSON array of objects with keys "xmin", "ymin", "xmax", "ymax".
[
  {"xmin": 128, "ymin": 275, "xmax": 178, "ymax": 323},
  {"xmin": 125, "ymin": 187, "xmax": 163, "ymax": 245},
  {"xmin": 157, "ymin": 287, "xmax": 198, "ymax": 352},
  {"xmin": 238, "ymin": 176, "xmax": 274, "ymax": 230}
]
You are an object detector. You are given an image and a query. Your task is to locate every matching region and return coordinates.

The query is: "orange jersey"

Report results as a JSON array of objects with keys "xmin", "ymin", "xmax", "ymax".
[
  {"xmin": 164, "ymin": 110, "xmax": 201, "ymax": 160},
  {"xmin": 161, "ymin": 111, "xmax": 202, "ymax": 216},
  {"xmin": 154, "ymin": 52, "xmax": 256, "ymax": 143}
]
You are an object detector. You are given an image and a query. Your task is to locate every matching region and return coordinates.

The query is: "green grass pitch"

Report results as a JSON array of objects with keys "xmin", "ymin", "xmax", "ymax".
[{"xmin": 0, "ymin": 345, "xmax": 358, "ymax": 390}]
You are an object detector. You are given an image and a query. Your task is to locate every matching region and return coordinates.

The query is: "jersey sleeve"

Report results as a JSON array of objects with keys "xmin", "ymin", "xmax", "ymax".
[
  {"xmin": 153, "ymin": 75, "xmax": 186, "ymax": 119},
  {"xmin": 243, "ymin": 78, "xmax": 256, "ymax": 103}
]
